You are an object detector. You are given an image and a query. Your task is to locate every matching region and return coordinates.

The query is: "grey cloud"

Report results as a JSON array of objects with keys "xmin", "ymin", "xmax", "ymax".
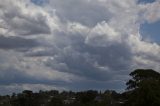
[
  {"xmin": 0, "ymin": 0, "xmax": 51, "ymax": 35},
  {"xmin": 49, "ymin": 0, "xmax": 111, "ymax": 27},
  {"xmin": 0, "ymin": 65, "xmax": 70, "ymax": 86},
  {"xmin": 0, "ymin": 66, "xmax": 125, "ymax": 93},
  {"xmin": 0, "ymin": 0, "xmax": 160, "ymax": 94},
  {"xmin": 0, "ymin": 68, "xmax": 36, "ymax": 85},
  {"xmin": 0, "ymin": 36, "xmax": 39, "ymax": 50},
  {"xmin": 42, "ymin": 30, "xmax": 133, "ymax": 82}
]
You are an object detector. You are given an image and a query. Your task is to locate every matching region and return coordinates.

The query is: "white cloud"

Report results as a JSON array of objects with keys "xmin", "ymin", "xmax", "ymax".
[
  {"xmin": 0, "ymin": 0, "xmax": 160, "ymax": 93},
  {"xmin": 142, "ymin": 1, "xmax": 160, "ymax": 23},
  {"xmin": 86, "ymin": 21, "xmax": 121, "ymax": 47},
  {"xmin": 0, "ymin": 0, "xmax": 60, "ymax": 36}
]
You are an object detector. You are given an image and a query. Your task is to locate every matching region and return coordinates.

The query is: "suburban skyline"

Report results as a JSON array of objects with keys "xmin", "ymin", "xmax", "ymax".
[{"xmin": 0, "ymin": 0, "xmax": 160, "ymax": 95}]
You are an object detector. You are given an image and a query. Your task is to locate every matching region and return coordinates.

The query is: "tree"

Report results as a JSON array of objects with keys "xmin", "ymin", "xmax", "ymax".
[
  {"xmin": 125, "ymin": 69, "xmax": 160, "ymax": 106},
  {"xmin": 126, "ymin": 69, "xmax": 160, "ymax": 90},
  {"xmin": 76, "ymin": 90, "xmax": 98, "ymax": 104}
]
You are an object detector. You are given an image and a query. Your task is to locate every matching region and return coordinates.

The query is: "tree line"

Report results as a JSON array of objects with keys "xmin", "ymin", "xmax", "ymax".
[{"xmin": 0, "ymin": 69, "xmax": 160, "ymax": 106}]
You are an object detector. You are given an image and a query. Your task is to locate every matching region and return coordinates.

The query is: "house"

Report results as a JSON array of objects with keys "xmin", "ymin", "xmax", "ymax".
[
  {"xmin": 94, "ymin": 96, "xmax": 103, "ymax": 102},
  {"xmin": 63, "ymin": 97, "xmax": 76, "ymax": 104}
]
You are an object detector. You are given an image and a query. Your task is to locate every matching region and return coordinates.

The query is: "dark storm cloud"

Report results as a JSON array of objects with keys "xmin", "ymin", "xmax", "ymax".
[
  {"xmin": 0, "ymin": 67, "xmax": 67, "ymax": 86},
  {"xmin": 0, "ymin": 36, "xmax": 39, "ymax": 50},
  {"xmin": 42, "ymin": 31, "xmax": 133, "ymax": 81},
  {"xmin": 0, "ymin": 68, "xmax": 36, "ymax": 85}
]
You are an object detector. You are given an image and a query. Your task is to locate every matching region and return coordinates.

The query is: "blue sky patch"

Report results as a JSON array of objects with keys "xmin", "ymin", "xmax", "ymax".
[
  {"xmin": 31, "ymin": 0, "xmax": 48, "ymax": 5},
  {"xmin": 138, "ymin": 0, "xmax": 156, "ymax": 4},
  {"xmin": 140, "ymin": 21, "xmax": 160, "ymax": 44}
]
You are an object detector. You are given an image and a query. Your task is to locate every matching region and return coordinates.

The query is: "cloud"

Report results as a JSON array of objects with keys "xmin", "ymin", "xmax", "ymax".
[
  {"xmin": 85, "ymin": 21, "xmax": 122, "ymax": 46},
  {"xmin": 0, "ymin": 35, "xmax": 39, "ymax": 50},
  {"xmin": 0, "ymin": 0, "xmax": 52, "ymax": 36},
  {"xmin": 0, "ymin": 49, "xmax": 80, "ymax": 90},
  {"xmin": 138, "ymin": 0, "xmax": 160, "ymax": 23},
  {"xmin": 48, "ymin": 0, "xmax": 111, "ymax": 27},
  {"xmin": 0, "ymin": 0, "xmax": 160, "ymax": 94}
]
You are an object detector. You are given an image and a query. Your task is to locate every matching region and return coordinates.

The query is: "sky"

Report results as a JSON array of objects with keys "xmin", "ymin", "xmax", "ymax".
[{"xmin": 0, "ymin": 0, "xmax": 160, "ymax": 95}]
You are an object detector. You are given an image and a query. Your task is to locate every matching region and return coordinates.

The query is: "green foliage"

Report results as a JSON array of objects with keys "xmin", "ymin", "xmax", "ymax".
[
  {"xmin": 124, "ymin": 69, "xmax": 160, "ymax": 106},
  {"xmin": 76, "ymin": 90, "xmax": 98, "ymax": 103},
  {"xmin": 126, "ymin": 69, "xmax": 160, "ymax": 90}
]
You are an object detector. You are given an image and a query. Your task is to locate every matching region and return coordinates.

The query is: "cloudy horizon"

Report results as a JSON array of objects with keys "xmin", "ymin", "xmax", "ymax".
[{"xmin": 0, "ymin": 0, "xmax": 160, "ymax": 95}]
